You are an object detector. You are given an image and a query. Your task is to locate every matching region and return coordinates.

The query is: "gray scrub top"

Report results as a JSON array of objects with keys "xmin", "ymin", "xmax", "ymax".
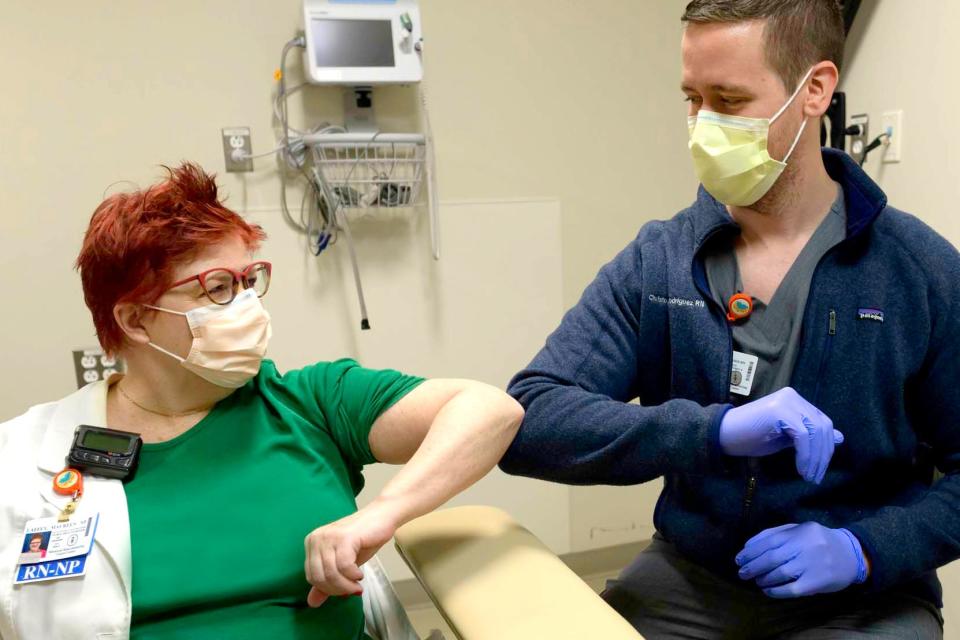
[{"xmin": 704, "ymin": 184, "xmax": 846, "ymax": 402}]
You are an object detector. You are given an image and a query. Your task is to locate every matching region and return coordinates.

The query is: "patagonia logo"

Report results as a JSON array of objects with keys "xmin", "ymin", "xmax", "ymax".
[{"xmin": 858, "ymin": 308, "xmax": 884, "ymax": 323}]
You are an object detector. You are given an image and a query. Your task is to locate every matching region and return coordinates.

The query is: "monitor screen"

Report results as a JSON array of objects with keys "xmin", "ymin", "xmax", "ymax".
[
  {"xmin": 82, "ymin": 430, "xmax": 131, "ymax": 453},
  {"xmin": 310, "ymin": 19, "xmax": 395, "ymax": 68}
]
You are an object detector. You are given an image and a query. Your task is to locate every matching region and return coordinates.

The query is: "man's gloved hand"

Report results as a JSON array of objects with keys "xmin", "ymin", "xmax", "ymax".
[
  {"xmin": 735, "ymin": 522, "xmax": 869, "ymax": 598},
  {"xmin": 719, "ymin": 387, "xmax": 844, "ymax": 483}
]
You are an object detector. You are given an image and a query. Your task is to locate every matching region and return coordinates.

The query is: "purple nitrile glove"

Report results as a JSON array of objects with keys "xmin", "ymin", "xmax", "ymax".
[
  {"xmin": 735, "ymin": 522, "xmax": 868, "ymax": 598},
  {"xmin": 719, "ymin": 387, "xmax": 844, "ymax": 483}
]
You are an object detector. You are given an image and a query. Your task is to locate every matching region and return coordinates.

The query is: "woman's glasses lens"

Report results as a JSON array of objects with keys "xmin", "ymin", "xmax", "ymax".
[
  {"xmin": 202, "ymin": 270, "xmax": 237, "ymax": 304},
  {"xmin": 246, "ymin": 264, "xmax": 271, "ymax": 298}
]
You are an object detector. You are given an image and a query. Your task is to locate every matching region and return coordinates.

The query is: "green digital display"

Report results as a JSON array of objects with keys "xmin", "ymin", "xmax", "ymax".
[{"xmin": 82, "ymin": 431, "xmax": 131, "ymax": 453}]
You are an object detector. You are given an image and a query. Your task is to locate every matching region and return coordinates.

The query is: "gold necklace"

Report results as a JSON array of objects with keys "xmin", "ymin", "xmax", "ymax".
[{"xmin": 115, "ymin": 383, "xmax": 210, "ymax": 418}]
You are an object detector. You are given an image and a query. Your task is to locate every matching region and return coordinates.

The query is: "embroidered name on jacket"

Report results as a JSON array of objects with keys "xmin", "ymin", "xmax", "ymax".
[
  {"xmin": 858, "ymin": 308, "xmax": 884, "ymax": 323},
  {"xmin": 648, "ymin": 295, "xmax": 706, "ymax": 309}
]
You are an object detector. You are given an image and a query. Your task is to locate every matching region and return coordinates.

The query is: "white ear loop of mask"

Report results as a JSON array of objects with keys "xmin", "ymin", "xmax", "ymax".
[{"xmin": 770, "ymin": 67, "xmax": 816, "ymax": 162}]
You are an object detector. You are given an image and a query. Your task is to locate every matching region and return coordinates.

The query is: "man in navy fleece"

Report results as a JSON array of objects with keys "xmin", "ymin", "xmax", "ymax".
[{"xmin": 501, "ymin": 1, "xmax": 959, "ymax": 638}]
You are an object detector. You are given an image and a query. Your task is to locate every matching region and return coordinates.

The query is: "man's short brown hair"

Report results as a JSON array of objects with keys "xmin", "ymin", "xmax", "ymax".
[{"xmin": 681, "ymin": 0, "xmax": 845, "ymax": 91}]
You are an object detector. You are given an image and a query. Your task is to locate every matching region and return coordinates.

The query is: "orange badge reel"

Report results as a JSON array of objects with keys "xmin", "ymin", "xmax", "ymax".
[
  {"xmin": 53, "ymin": 468, "xmax": 84, "ymax": 522},
  {"xmin": 726, "ymin": 293, "xmax": 754, "ymax": 323},
  {"xmin": 53, "ymin": 468, "xmax": 83, "ymax": 496}
]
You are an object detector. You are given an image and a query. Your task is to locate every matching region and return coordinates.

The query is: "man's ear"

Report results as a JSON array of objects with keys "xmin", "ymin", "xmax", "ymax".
[
  {"xmin": 113, "ymin": 302, "xmax": 152, "ymax": 346},
  {"xmin": 803, "ymin": 61, "xmax": 839, "ymax": 119}
]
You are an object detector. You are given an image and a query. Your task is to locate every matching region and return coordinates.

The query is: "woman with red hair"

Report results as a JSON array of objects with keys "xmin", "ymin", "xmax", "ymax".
[{"xmin": 0, "ymin": 163, "xmax": 522, "ymax": 640}]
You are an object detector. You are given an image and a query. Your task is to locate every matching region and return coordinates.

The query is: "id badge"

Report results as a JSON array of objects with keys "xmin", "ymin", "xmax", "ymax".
[
  {"xmin": 14, "ymin": 513, "xmax": 99, "ymax": 584},
  {"xmin": 730, "ymin": 351, "xmax": 759, "ymax": 396}
]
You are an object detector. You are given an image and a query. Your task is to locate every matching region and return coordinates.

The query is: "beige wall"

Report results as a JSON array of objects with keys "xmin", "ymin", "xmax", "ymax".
[
  {"xmin": 420, "ymin": 0, "xmax": 697, "ymax": 304},
  {"xmin": 843, "ymin": 0, "xmax": 960, "ymax": 244}
]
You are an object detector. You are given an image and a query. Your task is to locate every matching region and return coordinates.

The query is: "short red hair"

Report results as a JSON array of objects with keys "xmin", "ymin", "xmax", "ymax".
[{"xmin": 76, "ymin": 163, "xmax": 266, "ymax": 354}]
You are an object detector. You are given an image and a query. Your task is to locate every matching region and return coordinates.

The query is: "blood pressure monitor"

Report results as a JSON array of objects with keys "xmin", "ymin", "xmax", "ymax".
[
  {"xmin": 67, "ymin": 425, "xmax": 143, "ymax": 482},
  {"xmin": 302, "ymin": 0, "xmax": 423, "ymax": 85}
]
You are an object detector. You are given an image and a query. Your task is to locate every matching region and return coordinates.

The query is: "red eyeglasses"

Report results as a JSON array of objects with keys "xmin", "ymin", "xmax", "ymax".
[{"xmin": 167, "ymin": 261, "xmax": 272, "ymax": 306}]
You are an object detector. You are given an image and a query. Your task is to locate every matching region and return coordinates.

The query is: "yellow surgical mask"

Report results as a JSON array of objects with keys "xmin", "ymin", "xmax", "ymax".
[{"xmin": 687, "ymin": 68, "xmax": 814, "ymax": 207}]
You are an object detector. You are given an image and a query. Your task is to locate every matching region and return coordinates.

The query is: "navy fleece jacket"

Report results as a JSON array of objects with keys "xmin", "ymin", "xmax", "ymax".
[{"xmin": 502, "ymin": 149, "xmax": 960, "ymax": 608}]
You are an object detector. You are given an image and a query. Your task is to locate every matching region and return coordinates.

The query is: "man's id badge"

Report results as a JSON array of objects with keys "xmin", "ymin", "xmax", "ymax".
[
  {"xmin": 14, "ymin": 513, "xmax": 99, "ymax": 584},
  {"xmin": 730, "ymin": 351, "xmax": 759, "ymax": 396}
]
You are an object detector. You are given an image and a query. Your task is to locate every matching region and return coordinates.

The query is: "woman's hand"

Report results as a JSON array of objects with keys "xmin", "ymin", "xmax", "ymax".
[{"xmin": 304, "ymin": 498, "xmax": 403, "ymax": 607}]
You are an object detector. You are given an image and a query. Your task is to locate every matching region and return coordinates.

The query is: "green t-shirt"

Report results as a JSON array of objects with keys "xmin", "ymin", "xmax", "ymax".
[{"xmin": 125, "ymin": 358, "xmax": 424, "ymax": 639}]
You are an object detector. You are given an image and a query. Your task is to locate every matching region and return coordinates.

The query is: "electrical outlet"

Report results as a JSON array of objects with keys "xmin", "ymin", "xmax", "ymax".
[
  {"xmin": 73, "ymin": 348, "xmax": 125, "ymax": 389},
  {"xmin": 848, "ymin": 113, "xmax": 869, "ymax": 165},
  {"xmin": 221, "ymin": 127, "xmax": 253, "ymax": 173},
  {"xmin": 880, "ymin": 110, "xmax": 903, "ymax": 163}
]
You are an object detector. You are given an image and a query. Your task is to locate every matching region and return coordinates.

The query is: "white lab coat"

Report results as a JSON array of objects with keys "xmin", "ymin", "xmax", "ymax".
[
  {"xmin": 0, "ymin": 380, "xmax": 429, "ymax": 640},
  {"xmin": 0, "ymin": 379, "xmax": 131, "ymax": 640}
]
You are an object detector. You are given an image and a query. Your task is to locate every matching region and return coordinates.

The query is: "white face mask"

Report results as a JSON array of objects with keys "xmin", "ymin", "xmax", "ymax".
[
  {"xmin": 687, "ymin": 67, "xmax": 815, "ymax": 206},
  {"xmin": 144, "ymin": 288, "xmax": 272, "ymax": 389}
]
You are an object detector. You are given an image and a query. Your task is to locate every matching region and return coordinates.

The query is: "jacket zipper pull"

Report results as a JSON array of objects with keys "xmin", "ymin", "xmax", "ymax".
[
  {"xmin": 828, "ymin": 309, "xmax": 837, "ymax": 335},
  {"xmin": 744, "ymin": 476, "xmax": 757, "ymax": 509}
]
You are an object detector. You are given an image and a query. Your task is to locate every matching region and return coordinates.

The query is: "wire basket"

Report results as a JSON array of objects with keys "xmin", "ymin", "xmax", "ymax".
[{"xmin": 304, "ymin": 133, "xmax": 426, "ymax": 210}]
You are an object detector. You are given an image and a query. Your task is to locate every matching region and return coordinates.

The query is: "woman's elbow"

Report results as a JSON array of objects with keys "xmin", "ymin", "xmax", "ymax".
[{"xmin": 467, "ymin": 382, "xmax": 524, "ymax": 437}]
